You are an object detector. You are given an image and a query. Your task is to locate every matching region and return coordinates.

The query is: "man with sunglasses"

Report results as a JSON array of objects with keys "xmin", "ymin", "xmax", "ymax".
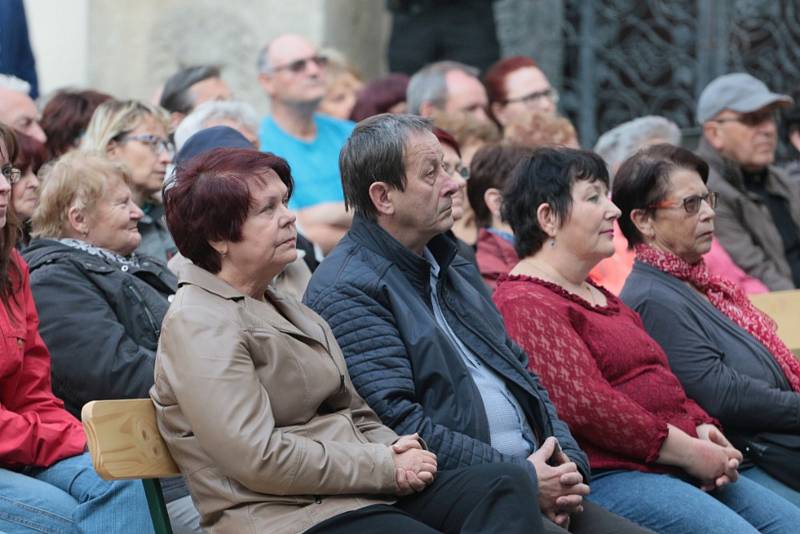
[
  {"xmin": 256, "ymin": 33, "xmax": 354, "ymax": 255},
  {"xmin": 697, "ymin": 72, "xmax": 800, "ymax": 290}
]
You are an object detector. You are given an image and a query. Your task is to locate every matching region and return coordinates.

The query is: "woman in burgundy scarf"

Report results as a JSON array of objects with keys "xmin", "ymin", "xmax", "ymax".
[
  {"xmin": 614, "ymin": 143, "xmax": 800, "ymax": 507},
  {"xmin": 493, "ymin": 146, "xmax": 800, "ymax": 534}
]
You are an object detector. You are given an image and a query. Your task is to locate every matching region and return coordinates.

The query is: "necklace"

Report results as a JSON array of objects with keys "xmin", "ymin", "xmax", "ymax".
[{"xmin": 516, "ymin": 257, "xmax": 598, "ymax": 306}]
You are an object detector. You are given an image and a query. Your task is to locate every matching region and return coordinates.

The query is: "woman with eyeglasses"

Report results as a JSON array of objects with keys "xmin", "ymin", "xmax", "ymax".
[
  {"xmin": 10, "ymin": 132, "xmax": 46, "ymax": 248},
  {"xmin": 615, "ymin": 144, "xmax": 800, "ymax": 507},
  {"xmin": 81, "ymin": 99, "xmax": 176, "ymax": 262},
  {"xmin": 483, "ymin": 56, "xmax": 559, "ymax": 131},
  {"xmin": 492, "ymin": 146, "xmax": 800, "ymax": 533}
]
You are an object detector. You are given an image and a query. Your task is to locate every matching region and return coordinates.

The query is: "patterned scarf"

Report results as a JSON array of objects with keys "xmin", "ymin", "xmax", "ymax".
[
  {"xmin": 59, "ymin": 239, "xmax": 141, "ymax": 269},
  {"xmin": 635, "ymin": 243, "xmax": 800, "ymax": 392}
]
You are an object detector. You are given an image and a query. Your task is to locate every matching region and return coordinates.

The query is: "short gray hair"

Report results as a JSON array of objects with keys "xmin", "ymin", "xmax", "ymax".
[
  {"xmin": 593, "ymin": 116, "xmax": 681, "ymax": 172},
  {"xmin": 159, "ymin": 65, "xmax": 222, "ymax": 114},
  {"xmin": 174, "ymin": 100, "xmax": 260, "ymax": 150},
  {"xmin": 340, "ymin": 113, "xmax": 432, "ymax": 220},
  {"xmin": 406, "ymin": 61, "xmax": 479, "ymax": 115},
  {"xmin": 0, "ymin": 74, "xmax": 31, "ymax": 95}
]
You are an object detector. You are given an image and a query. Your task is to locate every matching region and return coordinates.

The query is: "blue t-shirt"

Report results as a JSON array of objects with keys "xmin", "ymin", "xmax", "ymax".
[{"xmin": 259, "ymin": 113, "xmax": 355, "ymax": 211}]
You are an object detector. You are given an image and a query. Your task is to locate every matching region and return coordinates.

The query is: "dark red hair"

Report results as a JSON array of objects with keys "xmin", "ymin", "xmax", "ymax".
[
  {"xmin": 165, "ymin": 148, "xmax": 293, "ymax": 273},
  {"xmin": 433, "ymin": 127, "xmax": 461, "ymax": 157},
  {"xmin": 483, "ymin": 56, "xmax": 539, "ymax": 105},
  {"xmin": 13, "ymin": 132, "xmax": 46, "ymax": 174},
  {"xmin": 41, "ymin": 89, "xmax": 112, "ymax": 159},
  {"xmin": 350, "ymin": 73, "xmax": 409, "ymax": 122}
]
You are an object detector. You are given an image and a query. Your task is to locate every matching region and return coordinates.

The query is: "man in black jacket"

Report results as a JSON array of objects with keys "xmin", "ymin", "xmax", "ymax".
[{"xmin": 304, "ymin": 114, "xmax": 651, "ymax": 534}]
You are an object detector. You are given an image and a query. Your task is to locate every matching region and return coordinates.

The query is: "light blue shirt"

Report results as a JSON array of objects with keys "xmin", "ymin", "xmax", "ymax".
[
  {"xmin": 258, "ymin": 113, "xmax": 355, "ymax": 211},
  {"xmin": 423, "ymin": 248, "xmax": 537, "ymax": 457}
]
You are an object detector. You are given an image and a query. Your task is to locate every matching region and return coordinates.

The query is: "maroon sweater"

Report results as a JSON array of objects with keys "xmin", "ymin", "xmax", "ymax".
[{"xmin": 494, "ymin": 274, "xmax": 715, "ymax": 474}]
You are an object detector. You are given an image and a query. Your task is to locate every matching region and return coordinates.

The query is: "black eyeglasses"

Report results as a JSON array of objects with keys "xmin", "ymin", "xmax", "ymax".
[
  {"xmin": 271, "ymin": 55, "xmax": 328, "ymax": 74},
  {"xmin": 442, "ymin": 161, "xmax": 470, "ymax": 180},
  {"xmin": 649, "ymin": 191, "xmax": 718, "ymax": 214},
  {"xmin": 712, "ymin": 109, "xmax": 778, "ymax": 127},
  {"xmin": 1, "ymin": 164, "xmax": 22, "ymax": 185},
  {"xmin": 503, "ymin": 87, "xmax": 559, "ymax": 106}
]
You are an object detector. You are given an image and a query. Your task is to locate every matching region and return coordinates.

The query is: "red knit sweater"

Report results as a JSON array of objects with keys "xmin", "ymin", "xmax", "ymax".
[{"xmin": 494, "ymin": 274, "xmax": 715, "ymax": 474}]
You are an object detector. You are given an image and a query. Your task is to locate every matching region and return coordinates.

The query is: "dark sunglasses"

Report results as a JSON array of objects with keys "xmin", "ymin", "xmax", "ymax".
[
  {"xmin": 271, "ymin": 55, "xmax": 328, "ymax": 74},
  {"xmin": 648, "ymin": 191, "xmax": 718, "ymax": 215},
  {"xmin": 712, "ymin": 109, "xmax": 778, "ymax": 127}
]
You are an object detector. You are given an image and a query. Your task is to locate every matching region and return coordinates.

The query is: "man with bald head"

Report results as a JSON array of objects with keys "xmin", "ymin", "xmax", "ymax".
[
  {"xmin": 257, "ymin": 33, "xmax": 354, "ymax": 254},
  {"xmin": 0, "ymin": 74, "xmax": 46, "ymax": 143},
  {"xmin": 406, "ymin": 61, "xmax": 490, "ymax": 123}
]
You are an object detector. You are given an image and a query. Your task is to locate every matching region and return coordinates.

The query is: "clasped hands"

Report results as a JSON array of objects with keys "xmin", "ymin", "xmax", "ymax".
[
  {"xmin": 691, "ymin": 424, "xmax": 742, "ymax": 492},
  {"xmin": 528, "ymin": 437, "xmax": 589, "ymax": 529},
  {"xmin": 391, "ymin": 433, "xmax": 438, "ymax": 496}
]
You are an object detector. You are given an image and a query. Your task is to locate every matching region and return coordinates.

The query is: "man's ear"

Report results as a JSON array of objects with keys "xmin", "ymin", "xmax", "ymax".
[
  {"xmin": 257, "ymin": 72, "xmax": 275, "ymax": 97},
  {"xmin": 536, "ymin": 202, "xmax": 558, "ymax": 238},
  {"xmin": 630, "ymin": 208, "xmax": 655, "ymax": 241},
  {"xmin": 368, "ymin": 182, "xmax": 395, "ymax": 217},
  {"xmin": 484, "ymin": 187, "xmax": 503, "ymax": 218},
  {"xmin": 703, "ymin": 120, "xmax": 724, "ymax": 152},
  {"xmin": 418, "ymin": 101, "xmax": 438, "ymax": 119}
]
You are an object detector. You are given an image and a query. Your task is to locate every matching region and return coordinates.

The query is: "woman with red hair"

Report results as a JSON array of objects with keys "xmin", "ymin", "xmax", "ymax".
[{"xmin": 484, "ymin": 56, "xmax": 559, "ymax": 130}]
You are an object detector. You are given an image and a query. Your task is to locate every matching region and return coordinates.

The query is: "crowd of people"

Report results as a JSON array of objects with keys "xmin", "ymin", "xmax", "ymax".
[{"xmin": 1, "ymin": 27, "xmax": 800, "ymax": 534}]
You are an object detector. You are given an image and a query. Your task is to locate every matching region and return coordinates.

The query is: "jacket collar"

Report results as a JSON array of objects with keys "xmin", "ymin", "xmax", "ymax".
[
  {"xmin": 179, "ymin": 263, "xmax": 327, "ymax": 347},
  {"xmin": 349, "ymin": 214, "xmax": 459, "ymax": 292}
]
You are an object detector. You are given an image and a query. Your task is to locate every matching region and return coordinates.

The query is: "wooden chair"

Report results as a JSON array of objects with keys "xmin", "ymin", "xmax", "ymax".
[
  {"xmin": 750, "ymin": 289, "xmax": 800, "ymax": 357},
  {"xmin": 82, "ymin": 399, "xmax": 180, "ymax": 534}
]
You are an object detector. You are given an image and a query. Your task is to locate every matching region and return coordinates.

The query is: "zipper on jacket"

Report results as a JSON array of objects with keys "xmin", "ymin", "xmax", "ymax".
[
  {"xmin": 126, "ymin": 283, "xmax": 160, "ymax": 337},
  {"xmin": 339, "ymin": 374, "xmax": 345, "ymax": 393}
]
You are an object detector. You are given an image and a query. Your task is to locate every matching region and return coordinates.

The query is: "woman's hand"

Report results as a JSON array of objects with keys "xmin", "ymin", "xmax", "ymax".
[
  {"xmin": 392, "ymin": 443, "xmax": 437, "ymax": 496},
  {"xmin": 658, "ymin": 424, "xmax": 738, "ymax": 489},
  {"xmin": 695, "ymin": 424, "xmax": 742, "ymax": 490},
  {"xmin": 528, "ymin": 437, "xmax": 589, "ymax": 528}
]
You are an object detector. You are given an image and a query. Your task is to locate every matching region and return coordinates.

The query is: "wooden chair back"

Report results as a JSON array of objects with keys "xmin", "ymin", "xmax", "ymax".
[{"xmin": 750, "ymin": 289, "xmax": 800, "ymax": 357}]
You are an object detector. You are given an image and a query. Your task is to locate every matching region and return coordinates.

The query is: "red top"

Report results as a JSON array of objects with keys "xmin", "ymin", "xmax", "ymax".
[
  {"xmin": 475, "ymin": 228, "xmax": 519, "ymax": 291},
  {"xmin": 0, "ymin": 250, "xmax": 85, "ymax": 468},
  {"xmin": 493, "ymin": 274, "xmax": 715, "ymax": 474}
]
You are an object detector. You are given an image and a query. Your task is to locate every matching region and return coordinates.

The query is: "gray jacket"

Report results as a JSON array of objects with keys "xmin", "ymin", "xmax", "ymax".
[{"xmin": 697, "ymin": 138, "xmax": 800, "ymax": 290}]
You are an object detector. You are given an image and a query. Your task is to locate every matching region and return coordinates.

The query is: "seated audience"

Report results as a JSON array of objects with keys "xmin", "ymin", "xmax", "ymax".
[
  {"xmin": 257, "ymin": 33, "xmax": 354, "ymax": 254},
  {"xmin": 431, "ymin": 110, "xmax": 501, "ymax": 244},
  {"xmin": 0, "ymin": 123, "xmax": 154, "ymax": 534},
  {"xmin": 468, "ymin": 142, "xmax": 533, "ymax": 289},
  {"xmin": 697, "ymin": 73, "xmax": 799, "ymax": 290},
  {"xmin": 174, "ymin": 100, "xmax": 260, "ymax": 150},
  {"xmin": 10, "ymin": 132, "xmax": 45, "ymax": 247},
  {"xmin": 350, "ymin": 72, "xmax": 409, "ymax": 122},
  {"xmin": 40, "ymin": 88, "xmax": 112, "ymax": 159},
  {"xmin": 159, "ymin": 65, "xmax": 232, "ymax": 129},
  {"xmin": 81, "ymin": 99, "xmax": 176, "ymax": 261},
  {"xmin": 593, "ymin": 115, "xmax": 767, "ymax": 295},
  {"xmin": 432, "ymin": 127, "xmax": 476, "ymax": 264},
  {"xmin": 615, "ymin": 144, "xmax": 800, "ymax": 505},
  {"xmin": 166, "ymin": 125, "xmax": 314, "ymax": 294},
  {"xmin": 407, "ymin": 61, "xmax": 490, "ymax": 123},
  {"xmin": 152, "ymin": 145, "xmax": 544, "ymax": 534},
  {"xmin": 305, "ymin": 114, "xmax": 653, "ymax": 534},
  {"xmin": 21, "ymin": 152, "xmax": 202, "ymax": 533},
  {"xmin": 318, "ymin": 49, "xmax": 363, "ymax": 120},
  {"xmin": 492, "ymin": 146, "xmax": 800, "ymax": 533},
  {"xmin": 0, "ymin": 74, "xmax": 46, "ymax": 144},
  {"xmin": 484, "ymin": 56, "xmax": 558, "ymax": 131}
]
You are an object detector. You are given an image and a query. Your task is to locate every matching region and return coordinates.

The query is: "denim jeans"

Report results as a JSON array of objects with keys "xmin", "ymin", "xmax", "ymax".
[
  {"xmin": 588, "ymin": 469, "xmax": 800, "ymax": 534},
  {"xmin": 0, "ymin": 452, "xmax": 154, "ymax": 533},
  {"xmin": 741, "ymin": 465, "xmax": 800, "ymax": 509}
]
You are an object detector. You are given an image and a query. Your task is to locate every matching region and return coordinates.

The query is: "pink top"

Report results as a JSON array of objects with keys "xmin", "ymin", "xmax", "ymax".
[{"xmin": 493, "ymin": 274, "xmax": 715, "ymax": 473}]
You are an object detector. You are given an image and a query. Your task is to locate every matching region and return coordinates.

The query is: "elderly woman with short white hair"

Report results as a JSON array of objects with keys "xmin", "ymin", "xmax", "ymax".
[{"xmin": 21, "ymin": 151, "xmax": 203, "ymax": 533}]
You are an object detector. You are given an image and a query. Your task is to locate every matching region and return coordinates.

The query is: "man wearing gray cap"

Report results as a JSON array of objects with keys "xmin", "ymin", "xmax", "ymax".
[{"xmin": 697, "ymin": 72, "xmax": 800, "ymax": 290}]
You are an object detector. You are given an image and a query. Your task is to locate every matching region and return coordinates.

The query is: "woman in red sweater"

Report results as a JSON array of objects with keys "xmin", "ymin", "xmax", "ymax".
[
  {"xmin": 0, "ymin": 123, "xmax": 153, "ymax": 533},
  {"xmin": 493, "ymin": 146, "xmax": 800, "ymax": 534}
]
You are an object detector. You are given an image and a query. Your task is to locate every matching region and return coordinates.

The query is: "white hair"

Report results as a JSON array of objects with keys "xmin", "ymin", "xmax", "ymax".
[
  {"xmin": 593, "ymin": 115, "xmax": 682, "ymax": 171},
  {"xmin": 0, "ymin": 74, "xmax": 31, "ymax": 95},
  {"xmin": 174, "ymin": 100, "xmax": 260, "ymax": 150}
]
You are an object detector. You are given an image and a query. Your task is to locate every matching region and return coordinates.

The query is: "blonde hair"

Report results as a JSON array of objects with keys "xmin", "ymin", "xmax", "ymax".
[
  {"xmin": 32, "ymin": 151, "xmax": 132, "ymax": 239},
  {"xmin": 431, "ymin": 110, "xmax": 501, "ymax": 149},
  {"xmin": 504, "ymin": 110, "xmax": 578, "ymax": 149},
  {"xmin": 80, "ymin": 99, "xmax": 169, "ymax": 152}
]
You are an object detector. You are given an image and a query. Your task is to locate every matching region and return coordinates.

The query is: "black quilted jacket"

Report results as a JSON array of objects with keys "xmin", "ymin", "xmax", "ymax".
[{"xmin": 304, "ymin": 215, "xmax": 589, "ymax": 482}]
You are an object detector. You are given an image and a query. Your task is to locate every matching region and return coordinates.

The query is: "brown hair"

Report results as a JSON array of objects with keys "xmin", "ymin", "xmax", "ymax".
[{"xmin": 0, "ymin": 123, "xmax": 22, "ymax": 311}]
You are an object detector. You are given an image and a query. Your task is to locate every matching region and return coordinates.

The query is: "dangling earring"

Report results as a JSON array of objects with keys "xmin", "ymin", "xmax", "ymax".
[{"xmin": 549, "ymin": 237, "xmax": 556, "ymax": 248}]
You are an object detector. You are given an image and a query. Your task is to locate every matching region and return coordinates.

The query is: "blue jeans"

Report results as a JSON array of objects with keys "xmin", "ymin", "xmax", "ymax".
[
  {"xmin": 0, "ymin": 452, "xmax": 154, "ymax": 533},
  {"xmin": 588, "ymin": 469, "xmax": 800, "ymax": 534},
  {"xmin": 741, "ymin": 465, "xmax": 800, "ymax": 509}
]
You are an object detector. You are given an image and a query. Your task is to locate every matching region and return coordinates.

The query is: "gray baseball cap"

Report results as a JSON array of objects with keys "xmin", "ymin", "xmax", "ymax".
[{"xmin": 696, "ymin": 72, "xmax": 793, "ymax": 124}]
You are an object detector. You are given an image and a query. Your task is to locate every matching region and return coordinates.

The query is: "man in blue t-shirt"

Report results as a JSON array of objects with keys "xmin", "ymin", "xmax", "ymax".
[{"xmin": 257, "ymin": 34, "xmax": 354, "ymax": 254}]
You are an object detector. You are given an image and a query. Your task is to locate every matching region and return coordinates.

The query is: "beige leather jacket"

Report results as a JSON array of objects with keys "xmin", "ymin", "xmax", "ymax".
[{"xmin": 151, "ymin": 264, "xmax": 398, "ymax": 533}]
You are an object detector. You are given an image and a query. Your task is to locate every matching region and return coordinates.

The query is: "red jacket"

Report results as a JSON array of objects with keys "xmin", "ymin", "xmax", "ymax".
[
  {"xmin": 475, "ymin": 228, "xmax": 519, "ymax": 291},
  {"xmin": 0, "ymin": 250, "xmax": 85, "ymax": 468}
]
